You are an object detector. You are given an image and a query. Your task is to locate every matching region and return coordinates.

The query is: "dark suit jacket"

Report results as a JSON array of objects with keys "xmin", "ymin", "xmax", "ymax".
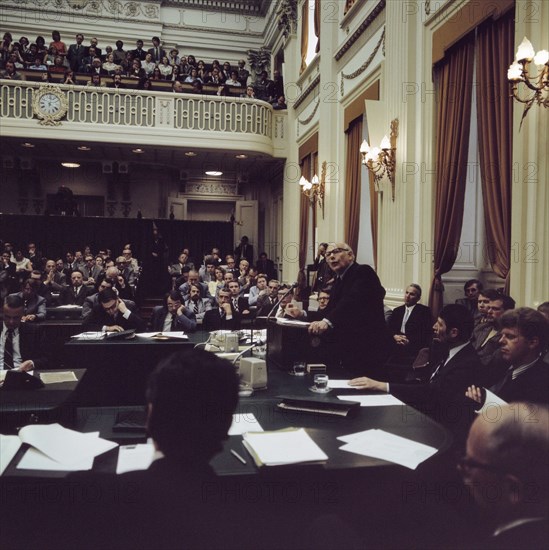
[
  {"xmin": 147, "ymin": 46, "xmax": 166, "ymax": 62},
  {"xmin": 59, "ymin": 285, "xmax": 95, "ymax": 306},
  {"xmin": 323, "ymin": 262, "xmax": 391, "ymax": 375},
  {"xmin": 391, "ymin": 342, "xmax": 481, "ymax": 427},
  {"xmin": 492, "ymin": 356, "xmax": 549, "ymax": 405},
  {"xmin": 486, "ymin": 518, "xmax": 549, "ymax": 550},
  {"xmin": 202, "ymin": 307, "xmax": 240, "ymax": 331},
  {"xmin": 1, "ymin": 324, "xmax": 48, "ymax": 369},
  {"xmin": 234, "ymin": 243, "xmax": 254, "ymax": 264},
  {"xmin": 149, "ymin": 305, "xmax": 196, "ymax": 332},
  {"xmin": 82, "ymin": 303, "xmax": 146, "ymax": 332},
  {"xmin": 67, "ymin": 43, "xmax": 86, "ymax": 71},
  {"xmin": 388, "ymin": 303, "xmax": 432, "ymax": 360},
  {"xmin": 255, "ymin": 258, "xmax": 277, "ymax": 281},
  {"xmin": 11, "ymin": 292, "xmax": 47, "ymax": 321}
]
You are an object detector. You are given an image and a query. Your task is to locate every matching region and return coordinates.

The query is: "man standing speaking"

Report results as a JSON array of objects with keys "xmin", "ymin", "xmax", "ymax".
[{"xmin": 308, "ymin": 242, "xmax": 391, "ymax": 376}]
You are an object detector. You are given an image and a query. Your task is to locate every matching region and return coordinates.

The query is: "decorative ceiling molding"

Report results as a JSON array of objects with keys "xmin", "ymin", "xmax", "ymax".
[
  {"xmin": 162, "ymin": 0, "xmax": 269, "ymax": 16},
  {"xmin": 8, "ymin": 0, "xmax": 160, "ymax": 19},
  {"xmin": 335, "ymin": 0, "xmax": 385, "ymax": 62}
]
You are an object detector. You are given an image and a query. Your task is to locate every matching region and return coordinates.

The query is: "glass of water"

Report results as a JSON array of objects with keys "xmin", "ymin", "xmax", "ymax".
[
  {"xmin": 292, "ymin": 361, "xmax": 306, "ymax": 376},
  {"xmin": 313, "ymin": 374, "xmax": 329, "ymax": 392}
]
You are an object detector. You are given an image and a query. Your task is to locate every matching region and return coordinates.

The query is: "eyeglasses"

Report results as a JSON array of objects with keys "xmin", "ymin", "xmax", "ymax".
[
  {"xmin": 318, "ymin": 297, "xmax": 329, "ymax": 301},
  {"xmin": 326, "ymin": 248, "xmax": 349, "ymax": 256}
]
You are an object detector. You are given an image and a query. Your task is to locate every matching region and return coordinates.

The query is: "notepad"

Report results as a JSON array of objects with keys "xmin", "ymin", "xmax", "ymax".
[{"xmin": 242, "ymin": 428, "xmax": 328, "ymax": 467}]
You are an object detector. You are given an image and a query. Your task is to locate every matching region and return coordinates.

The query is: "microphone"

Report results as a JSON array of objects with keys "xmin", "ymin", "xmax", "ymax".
[{"xmin": 266, "ymin": 284, "xmax": 296, "ymax": 321}]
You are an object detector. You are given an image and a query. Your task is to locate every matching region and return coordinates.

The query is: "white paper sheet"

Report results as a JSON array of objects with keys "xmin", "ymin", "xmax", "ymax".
[
  {"xmin": 327, "ymin": 379, "xmax": 356, "ymax": 389},
  {"xmin": 18, "ymin": 424, "xmax": 118, "ymax": 465},
  {"xmin": 136, "ymin": 332, "xmax": 188, "ymax": 340},
  {"xmin": 70, "ymin": 332, "xmax": 105, "ymax": 340},
  {"xmin": 0, "ymin": 435, "xmax": 22, "ymax": 475},
  {"xmin": 337, "ymin": 394, "xmax": 404, "ymax": 407},
  {"xmin": 17, "ymin": 447, "xmax": 94, "ymax": 471},
  {"xmin": 243, "ymin": 428, "xmax": 328, "ymax": 466},
  {"xmin": 338, "ymin": 429, "xmax": 437, "ymax": 470},
  {"xmin": 475, "ymin": 389, "xmax": 509, "ymax": 415},
  {"xmin": 39, "ymin": 371, "xmax": 78, "ymax": 384},
  {"xmin": 116, "ymin": 441, "xmax": 158, "ymax": 474},
  {"xmin": 275, "ymin": 318, "xmax": 310, "ymax": 328},
  {"xmin": 228, "ymin": 413, "xmax": 264, "ymax": 435}
]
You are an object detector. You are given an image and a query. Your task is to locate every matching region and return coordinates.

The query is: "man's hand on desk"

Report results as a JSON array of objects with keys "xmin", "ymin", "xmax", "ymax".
[
  {"xmin": 19, "ymin": 360, "xmax": 34, "ymax": 372},
  {"xmin": 349, "ymin": 377, "xmax": 388, "ymax": 392},
  {"xmin": 309, "ymin": 320, "xmax": 329, "ymax": 335},
  {"xmin": 105, "ymin": 325, "xmax": 124, "ymax": 333},
  {"xmin": 21, "ymin": 314, "xmax": 36, "ymax": 322}
]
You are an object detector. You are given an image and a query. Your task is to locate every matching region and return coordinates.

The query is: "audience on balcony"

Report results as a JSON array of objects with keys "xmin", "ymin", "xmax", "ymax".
[{"xmin": 0, "ymin": 29, "xmax": 286, "ymax": 107}]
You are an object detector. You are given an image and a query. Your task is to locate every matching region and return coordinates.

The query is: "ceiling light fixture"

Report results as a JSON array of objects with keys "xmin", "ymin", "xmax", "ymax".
[
  {"xmin": 61, "ymin": 162, "xmax": 80, "ymax": 168},
  {"xmin": 235, "ymin": 154, "xmax": 248, "ymax": 159},
  {"xmin": 132, "ymin": 148, "xmax": 144, "ymax": 154},
  {"xmin": 21, "ymin": 142, "xmax": 35, "ymax": 148},
  {"xmin": 78, "ymin": 146, "xmax": 91, "ymax": 151},
  {"xmin": 185, "ymin": 151, "xmax": 197, "ymax": 157},
  {"xmin": 205, "ymin": 171, "xmax": 223, "ymax": 176}
]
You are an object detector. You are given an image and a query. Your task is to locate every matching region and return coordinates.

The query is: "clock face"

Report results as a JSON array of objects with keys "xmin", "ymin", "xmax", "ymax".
[{"xmin": 39, "ymin": 93, "xmax": 62, "ymax": 114}]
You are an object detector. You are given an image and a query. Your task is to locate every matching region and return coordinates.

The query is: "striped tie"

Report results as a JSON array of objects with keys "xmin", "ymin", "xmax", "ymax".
[
  {"xmin": 194, "ymin": 302, "xmax": 199, "ymax": 314},
  {"xmin": 4, "ymin": 329, "xmax": 14, "ymax": 370}
]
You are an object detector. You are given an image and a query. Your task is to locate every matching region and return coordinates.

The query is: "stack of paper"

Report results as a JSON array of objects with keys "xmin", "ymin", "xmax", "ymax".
[
  {"xmin": 13, "ymin": 423, "xmax": 118, "ymax": 472},
  {"xmin": 336, "ymin": 394, "xmax": 404, "ymax": 407},
  {"xmin": 228, "ymin": 413, "xmax": 264, "ymax": 436},
  {"xmin": 39, "ymin": 371, "xmax": 78, "ymax": 384},
  {"xmin": 70, "ymin": 331, "xmax": 105, "ymax": 340},
  {"xmin": 242, "ymin": 428, "xmax": 328, "ymax": 467},
  {"xmin": 337, "ymin": 429, "xmax": 437, "ymax": 470},
  {"xmin": 136, "ymin": 332, "xmax": 189, "ymax": 340},
  {"xmin": 0, "ymin": 435, "xmax": 22, "ymax": 475}
]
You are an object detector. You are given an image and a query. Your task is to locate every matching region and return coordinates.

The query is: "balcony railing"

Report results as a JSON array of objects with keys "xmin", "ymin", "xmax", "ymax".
[{"xmin": 0, "ymin": 80, "xmax": 275, "ymax": 138}]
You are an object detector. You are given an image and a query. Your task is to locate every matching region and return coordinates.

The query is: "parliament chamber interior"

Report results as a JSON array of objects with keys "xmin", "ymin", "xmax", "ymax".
[{"xmin": 1, "ymin": 0, "xmax": 548, "ymax": 548}]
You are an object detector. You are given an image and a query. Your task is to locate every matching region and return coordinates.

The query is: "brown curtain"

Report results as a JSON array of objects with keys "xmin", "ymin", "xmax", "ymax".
[
  {"xmin": 299, "ymin": 156, "xmax": 311, "ymax": 269},
  {"xmin": 344, "ymin": 116, "xmax": 363, "ymax": 253},
  {"xmin": 369, "ymin": 171, "xmax": 379, "ymax": 269},
  {"xmin": 314, "ymin": 0, "xmax": 320, "ymax": 53},
  {"xmin": 428, "ymin": 33, "xmax": 475, "ymax": 316},
  {"xmin": 300, "ymin": 0, "xmax": 309, "ymax": 74},
  {"xmin": 476, "ymin": 10, "xmax": 513, "ymax": 290}
]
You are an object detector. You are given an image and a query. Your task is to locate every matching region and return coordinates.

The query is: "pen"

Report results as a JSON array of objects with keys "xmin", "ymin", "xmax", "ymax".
[{"xmin": 230, "ymin": 449, "xmax": 247, "ymax": 465}]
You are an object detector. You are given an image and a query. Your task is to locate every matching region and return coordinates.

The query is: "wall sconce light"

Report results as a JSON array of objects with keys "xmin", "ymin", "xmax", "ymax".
[
  {"xmin": 360, "ymin": 119, "xmax": 398, "ymax": 201},
  {"xmin": 299, "ymin": 161, "xmax": 326, "ymax": 218},
  {"xmin": 508, "ymin": 37, "xmax": 548, "ymax": 128}
]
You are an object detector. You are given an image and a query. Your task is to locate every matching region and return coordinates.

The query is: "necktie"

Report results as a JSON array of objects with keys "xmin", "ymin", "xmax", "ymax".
[
  {"xmin": 233, "ymin": 298, "xmax": 239, "ymax": 312},
  {"xmin": 429, "ymin": 353, "xmax": 448, "ymax": 382},
  {"xmin": 4, "ymin": 329, "xmax": 14, "ymax": 370},
  {"xmin": 74, "ymin": 287, "xmax": 78, "ymax": 297},
  {"xmin": 171, "ymin": 315, "xmax": 177, "ymax": 331},
  {"xmin": 401, "ymin": 307, "xmax": 411, "ymax": 333},
  {"xmin": 193, "ymin": 302, "xmax": 199, "ymax": 314}
]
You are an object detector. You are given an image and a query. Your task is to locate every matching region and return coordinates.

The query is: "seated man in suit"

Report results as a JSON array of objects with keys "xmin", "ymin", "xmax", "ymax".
[
  {"xmin": 227, "ymin": 280, "xmax": 250, "ymax": 318},
  {"xmin": 81, "ymin": 254, "xmax": 103, "ymax": 287},
  {"xmin": 81, "ymin": 278, "xmax": 136, "ymax": 320},
  {"xmin": 150, "ymin": 290, "xmax": 196, "ymax": 332},
  {"xmin": 43, "ymin": 259, "xmax": 67, "ymax": 293},
  {"xmin": 28, "ymin": 269, "xmax": 54, "ymax": 306},
  {"xmin": 307, "ymin": 288, "xmax": 331, "ymax": 322},
  {"xmin": 459, "ymin": 402, "xmax": 548, "ymax": 549},
  {"xmin": 82, "ymin": 287, "xmax": 145, "ymax": 332},
  {"xmin": 202, "ymin": 287, "xmax": 240, "ymax": 331},
  {"xmin": 1, "ymin": 294, "xmax": 47, "ymax": 371},
  {"xmin": 349, "ymin": 304, "xmax": 480, "ymax": 430},
  {"xmin": 387, "ymin": 283, "xmax": 432, "ymax": 365},
  {"xmin": 256, "ymin": 279, "xmax": 280, "ymax": 317},
  {"xmin": 455, "ymin": 278, "xmax": 483, "ymax": 318},
  {"xmin": 59, "ymin": 270, "xmax": 95, "ymax": 306},
  {"xmin": 466, "ymin": 307, "xmax": 549, "ymax": 406},
  {"xmin": 178, "ymin": 270, "xmax": 213, "ymax": 304},
  {"xmin": 255, "ymin": 252, "xmax": 277, "ymax": 281},
  {"xmin": 9, "ymin": 277, "xmax": 47, "ymax": 322},
  {"xmin": 183, "ymin": 283, "xmax": 211, "ymax": 325}
]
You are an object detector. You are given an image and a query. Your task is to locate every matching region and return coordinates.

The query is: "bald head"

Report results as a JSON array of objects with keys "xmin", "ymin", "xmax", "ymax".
[{"xmin": 465, "ymin": 403, "xmax": 549, "ymax": 512}]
